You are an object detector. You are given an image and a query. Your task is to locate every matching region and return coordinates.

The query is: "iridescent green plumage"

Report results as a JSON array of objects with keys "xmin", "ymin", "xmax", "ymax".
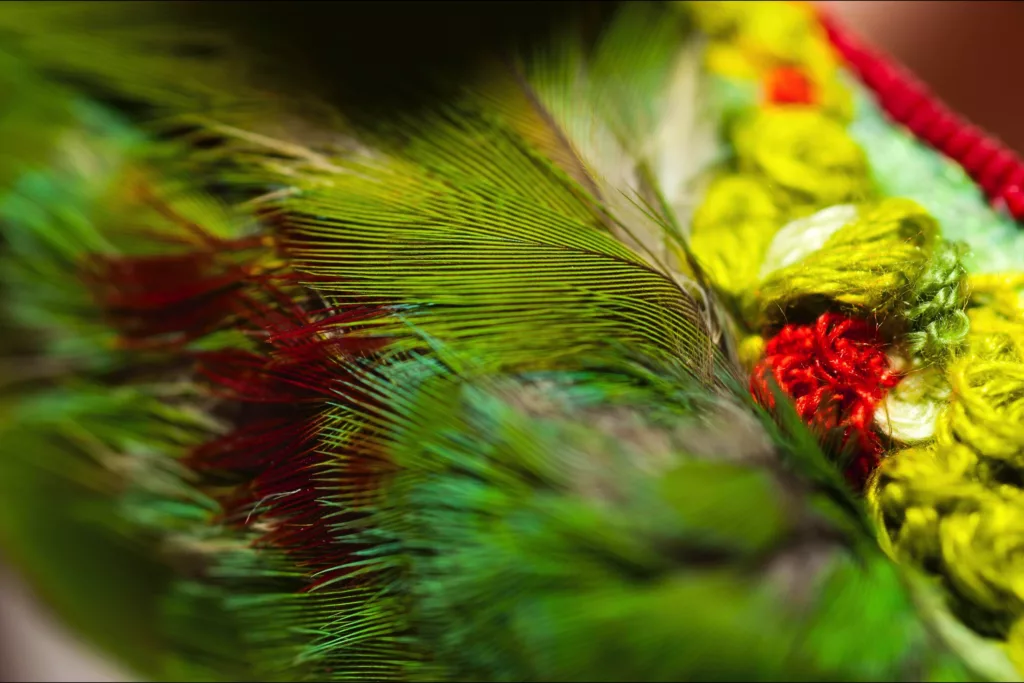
[{"xmin": 0, "ymin": 2, "xmax": 1006, "ymax": 681}]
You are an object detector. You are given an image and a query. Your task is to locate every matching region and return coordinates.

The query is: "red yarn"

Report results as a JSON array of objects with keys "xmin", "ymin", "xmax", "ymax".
[
  {"xmin": 765, "ymin": 66, "xmax": 816, "ymax": 105},
  {"xmin": 751, "ymin": 312, "xmax": 900, "ymax": 488},
  {"xmin": 818, "ymin": 7, "xmax": 1024, "ymax": 222}
]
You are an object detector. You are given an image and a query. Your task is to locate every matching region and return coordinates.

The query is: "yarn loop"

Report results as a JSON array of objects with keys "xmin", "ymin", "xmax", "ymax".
[
  {"xmin": 752, "ymin": 312, "xmax": 899, "ymax": 487},
  {"xmin": 755, "ymin": 198, "xmax": 939, "ymax": 326},
  {"xmin": 903, "ymin": 240, "xmax": 970, "ymax": 363}
]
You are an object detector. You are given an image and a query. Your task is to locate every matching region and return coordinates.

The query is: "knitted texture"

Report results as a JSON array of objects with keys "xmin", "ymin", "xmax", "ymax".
[
  {"xmin": 903, "ymin": 240, "xmax": 971, "ymax": 363},
  {"xmin": 689, "ymin": 2, "xmax": 1024, "ymax": 671}
]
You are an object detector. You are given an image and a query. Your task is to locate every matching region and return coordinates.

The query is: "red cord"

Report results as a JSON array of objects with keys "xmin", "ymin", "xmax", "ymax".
[
  {"xmin": 818, "ymin": 9, "xmax": 1024, "ymax": 222},
  {"xmin": 751, "ymin": 312, "xmax": 900, "ymax": 488}
]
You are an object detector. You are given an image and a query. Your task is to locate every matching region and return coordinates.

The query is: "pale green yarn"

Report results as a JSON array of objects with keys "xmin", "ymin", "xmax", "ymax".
[
  {"xmin": 875, "ymin": 356, "xmax": 949, "ymax": 444},
  {"xmin": 904, "ymin": 240, "xmax": 971, "ymax": 363},
  {"xmin": 758, "ymin": 203, "xmax": 857, "ymax": 278},
  {"xmin": 845, "ymin": 75, "xmax": 1024, "ymax": 276}
]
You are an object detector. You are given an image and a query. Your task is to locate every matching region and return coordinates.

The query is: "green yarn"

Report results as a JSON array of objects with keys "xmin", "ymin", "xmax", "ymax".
[
  {"xmin": 903, "ymin": 240, "xmax": 971, "ymax": 364},
  {"xmin": 753, "ymin": 197, "xmax": 938, "ymax": 327},
  {"xmin": 757, "ymin": 203, "xmax": 857, "ymax": 277}
]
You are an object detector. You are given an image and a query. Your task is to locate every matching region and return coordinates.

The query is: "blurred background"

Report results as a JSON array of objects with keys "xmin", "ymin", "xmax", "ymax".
[
  {"xmin": 819, "ymin": 1, "xmax": 1024, "ymax": 154},
  {"xmin": 1, "ymin": 1, "xmax": 1022, "ymax": 681}
]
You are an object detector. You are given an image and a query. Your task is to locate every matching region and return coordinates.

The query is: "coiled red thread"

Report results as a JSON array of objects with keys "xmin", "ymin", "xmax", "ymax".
[
  {"xmin": 751, "ymin": 312, "xmax": 900, "ymax": 488},
  {"xmin": 819, "ymin": 9, "xmax": 1024, "ymax": 222}
]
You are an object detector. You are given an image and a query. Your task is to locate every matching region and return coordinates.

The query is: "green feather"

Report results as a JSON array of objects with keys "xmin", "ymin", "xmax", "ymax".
[{"xmin": 0, "ymin": 2, "xmax": 999, "ymax": 681}]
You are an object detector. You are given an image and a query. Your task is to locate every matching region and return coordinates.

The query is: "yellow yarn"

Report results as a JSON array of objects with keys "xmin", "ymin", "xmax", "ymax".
[
  {"xmin": 703, "ymin": 43, "xmax": 764, "ymax": 81},
  {"xmin": 869, "ymin": 441, "xmax": 1024, "ymax": 636},
  {"xmin": 868, "ymin": 443, "xmax": 978, "ymax": 558},
  {"xmin": 809, "ymin": 74, "xmax": 856, "ymax": 125},
  {"xmin": 690, "ymin": 1, "xmax": 831, "ymax": 76},
  {"xmin": 798, "ymin": 32, "xmax": 842, "ymax": 85},
  {"xmin": 692, "ymin": 0, "xmax": 853, "ymax": 122},
  {"xmin": 939, "ymin": 496, "xmax": 1024, "ymax": 620},
  {"xmin": 737, "ymin": 333, "xmax": 766, "ymax": 371},
  {"xmin": 685, "ymin": 0, "xmax": 752, "ymax": 38},
  {"xmin": 936, "ymin": 359, "xmax": 1024, "ymax": 461},
  {"xmin": 968, "ymin": 272, "xmax": 1024, "ymax": 302},
  {"xmin": 753, "ymin": 198, "xmax": 938, "ymax": 326},
  {"xmin": 733, "ymin": 1, "xmax": 820, "ymax": 70},
  {"xmin": 732, "ymin": 108, "xmax": 872, "ymax": 209},
  {"xmin": 688, "ymin": 174, "xmax": 782, "ymax": 300},
  {"xmin": 869, "ymin": 284, "xmax": 1024, "ymax": 653},
  {"xmin": 690, "ymin": 0, "xmax": 1024, "ymax": 671},
  {"xmin": 1008, "ymin": 620, "xmax": 1024, "ymax": 677},
  {"xmin": 968, "ymin": 273, "xmax": 1024, "ymax": 362},
  {"xmin": 688, "ymin": 0, "xmax": 867, "ymax": 317}
]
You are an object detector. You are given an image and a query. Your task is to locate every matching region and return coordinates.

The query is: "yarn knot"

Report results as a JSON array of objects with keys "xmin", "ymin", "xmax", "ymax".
[
  {"xmin": 752, "ymin": 312, "xmax": 900, "ymax": 487},
  {"xmin": 904, "ymin": 240, "xmax": 970, "ymax": 362}
]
